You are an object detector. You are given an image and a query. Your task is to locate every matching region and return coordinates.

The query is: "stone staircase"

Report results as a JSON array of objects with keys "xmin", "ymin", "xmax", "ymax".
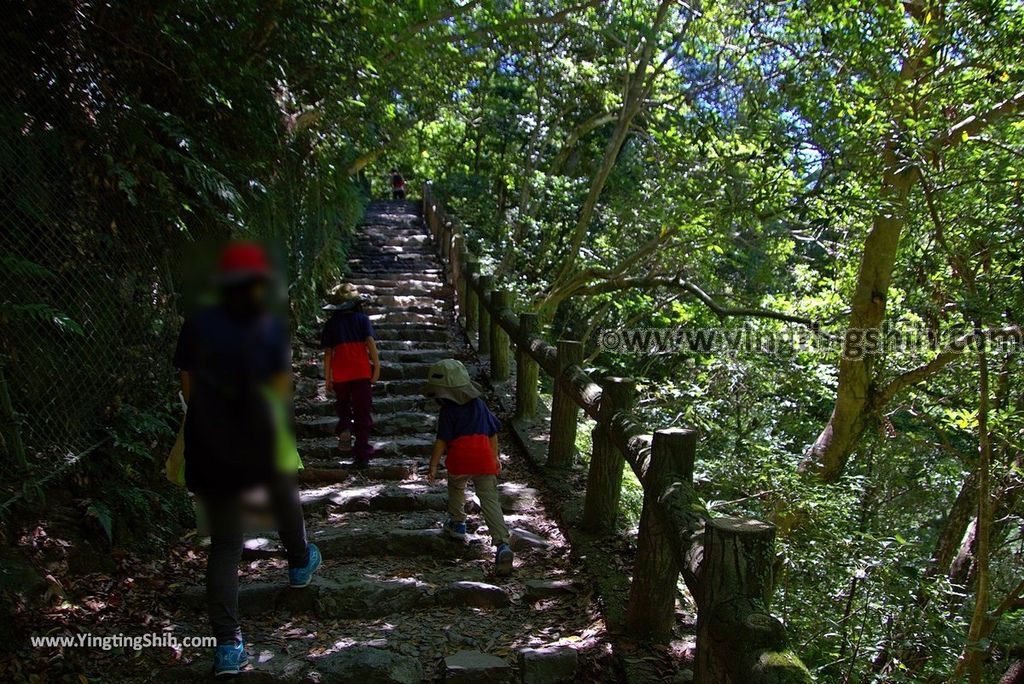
[{"xmin": 180, "ymin": 202, "xmax": 600, "ymax": 682}]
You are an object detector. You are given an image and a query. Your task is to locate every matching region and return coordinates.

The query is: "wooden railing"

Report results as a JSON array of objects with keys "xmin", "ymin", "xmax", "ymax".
[{"xmin": 422, "ymin": 183, "xmax": 813, "ymax": 684}]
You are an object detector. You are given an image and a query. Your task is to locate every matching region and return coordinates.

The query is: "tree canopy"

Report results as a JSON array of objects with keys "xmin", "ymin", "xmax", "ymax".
[{"xmin": 3, "ymin": 1, "xmax": 1023, "ymax": 681}]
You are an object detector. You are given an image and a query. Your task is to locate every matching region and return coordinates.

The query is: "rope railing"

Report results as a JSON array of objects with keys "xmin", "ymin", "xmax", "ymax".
[{"xmin": 422, "ymin": 182, "xmax": 812, "ymax": 684}]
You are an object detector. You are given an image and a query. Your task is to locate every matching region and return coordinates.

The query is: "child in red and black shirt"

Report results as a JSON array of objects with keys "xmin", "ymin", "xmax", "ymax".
[
  {"xmin": 423, "ymin": 359, "xmax": 513, "ymax": 576},
  {"xmin": 321, "ymin": 286, "xmax": 379, "ymax": 466}
]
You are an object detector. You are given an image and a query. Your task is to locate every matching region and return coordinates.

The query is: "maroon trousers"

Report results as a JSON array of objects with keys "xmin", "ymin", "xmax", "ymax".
[{"xmin": 333, "ymin": 378, "xmax": 374, "ymax": 459}]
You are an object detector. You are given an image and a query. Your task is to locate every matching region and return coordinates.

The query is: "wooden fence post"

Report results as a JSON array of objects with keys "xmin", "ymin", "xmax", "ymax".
[
  {"xmin": 443, "ymin": 220, "xmax": 454, "ymax": 268},
  {"xmin": 464, "ymin": 260, "xmax": 479, "ymax": 335},
  {"xmin": 626, "ymin": 428, "xmax": 697, "ymax": 642},
  {"xmin": 490, "ymin": 289, "xmax": 511, "ymax": 381},
  {"xmin": 452, "ymin": 238, "xmax": 465, "ymax": 317},
  {"xmin": 581, "ymin": 377, "xmax": 635, "ymax": 534},
  {"xmin": 477, "ymin": 274, "xmax": 493, "ymax": 354},
  {"xmin": 514, "ymin": 312, "xmax": 539, "ymax": 422},
  {"xmin": 695, "ymin": 517, "xmax": 811, "ymax": 684},
  {"xmin": 546, "ymin": 340, "xmax": 583, "ymax": 468}
]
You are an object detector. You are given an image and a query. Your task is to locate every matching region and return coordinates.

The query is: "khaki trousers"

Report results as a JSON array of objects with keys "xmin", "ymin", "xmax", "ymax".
[{"xmin": 447, "ymin": 474, "xmax": 510, "ymax": 546}]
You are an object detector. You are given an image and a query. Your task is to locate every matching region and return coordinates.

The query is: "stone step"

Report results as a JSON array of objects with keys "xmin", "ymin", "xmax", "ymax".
[
  {"xmin": 370, "ymin": 313, "xmax": 446, "ymax": 325},
  {"xmin": 379, "ymin": 348, "xmax": 469, "ymax": 364},
  {"xmin": 348, "ymin": 256, "xmax": 437, "ymax": 268},
  {"xmin": 297, "ymin": 435, "xmax": 434, "ymax": 459},
  {"xmin": 297, "ymin": 462, "xmax": 415, "ymax": 484},
  {"xmin": 181, "ymin": 575, "xmax": 513, "ymax": 623},
  {"xmin": 351, "ymin": 245, "xmax": 435, "ymax": 257},
  {"xmin": 182, "ymin": 572, "xmax": 429, "ymax": 619},
  {"xmin": 375, "ymin": 327, "xmax": 450, "ymax": 343},
  {"xmin": 295, "ymin": 411, "xmax": 435, "ymax": 438},
  {"xmin": 355, "ymin": 234, "xmax": 431, "ymax": 248},
  {"xmin": 375, "ymin": 339, "xmax": 453, "ymax": 352},
  {"xmin": 346, "ymin": 281, "xmax": 451, "ymax": 297},
  {"xmin": 240, "ymin": 525, "xmax": 490, "ymax": 561},
  {"xmin": 295, "ymin": 360, "xmax": 436, "ymax": 384},
  {"xmin": 301, "ymin": 482, "xmax": 446, "ymax": 514},
  {"xmin": 297, "ymin": 393, "xmax": 426, "ymax": 417},
  {"xmin": 352, "ymin": 266, "xmax": 444, "ymax": 278},
  {"xmin": 365, "ymin": 293, "xmax": 447, "ymax": 308},
  {"xmin": 367, "ymin": 305, "xmax": 447, "ymax": 318},
  {"xmin": 298, "ymin": 479, "xmax": 542, "ymax": 517}
]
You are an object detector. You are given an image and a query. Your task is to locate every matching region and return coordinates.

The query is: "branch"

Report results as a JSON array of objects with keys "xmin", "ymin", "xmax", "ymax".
[
  {"xmin": 928, "ymin": 90, "xmax": 1024, "ymax": 151},
  {"xmin": 442, "ymin": 0, "xmax": 604, "ymax": 43},
  {"xmin": 876, "ymin": 325, "xmax": 1023, "ymax": 406},
  {"xmin": 567, "ymin": 275, "xmax": 819, "ymax": 327}
]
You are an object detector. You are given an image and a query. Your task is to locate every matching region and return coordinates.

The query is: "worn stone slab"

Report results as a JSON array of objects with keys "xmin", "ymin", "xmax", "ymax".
[
  {"xmin": 444, "ymin": 651, "xmax": 512, "ymax": 684},
  {"xmin": 296, "ymin": 462, "xmax": 415, "ymax": 484},
  {"xmin": 181, "ymin": 575, "xmax": 427, "ymax": 619},
  {"xmin": 497, "ymin": 483, "xmax": 542, "ymax": 513},
  {"xmin": 312, "ymin": 646, "xmax": 424, "ymax": 683},
  {"xmin": 297, "ymin": 436, "xmax": 434, "ymax": 460},
  {"xmin": 375, "ymin": 327, "xmax": 449, "ymax": 343},
  {"xmin": 522, "ymin": 579, "xmax": 579, "ymax": 602},
  {"xmin": 301, "ymin": 484, "xmax": 447, "ymax": 514},
  {"xmin": 509, "ymin": 528, "xmax": 552, "ymax": 551},
  {"xmin": 295, "ymin": 411, "xmax": 434, "ymax": 438},
  {"xmin": 518, "ymin": 646, "xmax": 578, "ymax": 684},
  {"xmin": 436, "ymin": 581, "xmax": 511, "ymax": 609}
]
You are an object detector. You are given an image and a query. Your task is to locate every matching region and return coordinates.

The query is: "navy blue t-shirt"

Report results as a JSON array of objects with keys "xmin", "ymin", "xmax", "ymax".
[
  {"xmin": 320, "ymin": 311, "xmax": 375, "ymax": 382},
  {"xmin": 173, "ymin": 307, "xmax": 290, "ymax": 496},
  {"xmin": 436, "ymin": 398, "xmax": 501, "ymax": 476}
]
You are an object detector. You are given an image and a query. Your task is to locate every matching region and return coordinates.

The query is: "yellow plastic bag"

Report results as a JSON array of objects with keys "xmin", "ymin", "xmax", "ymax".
[
  {"xmin": 263, "ymin": 387, "xmax": 303, "ymax": 474},
  {"xmin": 166, "ymin": 419, "xmax": 187, "ymax": 486}
]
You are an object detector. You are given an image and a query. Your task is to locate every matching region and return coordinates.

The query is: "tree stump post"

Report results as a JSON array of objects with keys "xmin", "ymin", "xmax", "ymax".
[
  {"xmin": 477, "ymin": 274, "xmax": 493, "ymax": 354},
  {"xmin": 453, "ymin": 241, "xmax": 467, "ymax": 320},
  {"xmin": 695, "ymin": 517, "xmax": 809, "ymax": 684},
  {"xmin": 443, "ymin": 221, "xmax": 454, "ymax": 267},
  {"xmin": 463, "ymin": 259, "xmax": 478, "ymax": 334},
  {"xmin": 515, "ymin": 312, "xmax": 539, "ymax": 422},
  {"xmin": 546, "ymin": 340, "xmax": 583, "ymax": 469},
  {"xmin": 581, "ymin": 377, "xmax": 635, "ymax": 534},
  {"xmin": 626, "ymin": 428, "xmax": 697, "ymax": 642},
  {"xmin": 490, "ymin": 289, "xmax": 511, "ymax": 381}
]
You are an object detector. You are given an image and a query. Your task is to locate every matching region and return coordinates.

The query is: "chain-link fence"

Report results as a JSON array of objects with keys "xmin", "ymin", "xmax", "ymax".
[
  {"xmin": 0, "ymin": 111, "xmax": 182, "ymax": 469},
  {"xmin": 0, "ymin": 7, "xmax": 363, "ymax": 478}
]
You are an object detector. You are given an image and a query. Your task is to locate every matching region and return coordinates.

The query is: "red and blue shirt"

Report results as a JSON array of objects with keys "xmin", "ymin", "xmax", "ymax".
[
  {"xmin": 436, "ymin": 398, "xmax": 501, "ymax": 476},
  {"xmin": 320, "ymin": 311, "xmax": 375, "ymax": 383}
]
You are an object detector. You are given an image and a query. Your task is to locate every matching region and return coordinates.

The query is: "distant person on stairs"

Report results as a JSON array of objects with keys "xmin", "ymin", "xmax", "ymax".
[
  {"xmin": 321, "ymin": 284, "xmax": 379, "ymax": 467},
  {"xmin": 173, "ymin": 242, "xmax": 321, "ymax": 678},
  {"xmin": 390, "ymin": 168, "xmax": 406, "ymax": 200},
  {"xmin": 423, "ymin": 359, "xmax": 514, "ymax": 576}
]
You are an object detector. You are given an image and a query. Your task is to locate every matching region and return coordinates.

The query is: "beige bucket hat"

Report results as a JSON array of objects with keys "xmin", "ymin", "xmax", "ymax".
[
  {"xmin": 420, "ymin": 359, "xmax": 482, "ymax": 405},
  {"xmin": 322, "ymin": 283, "xmax": 365, "ymax": 311}
]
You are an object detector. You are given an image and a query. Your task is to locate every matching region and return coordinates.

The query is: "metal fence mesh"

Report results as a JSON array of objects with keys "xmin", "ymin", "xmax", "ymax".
[{"xmin": 0, "ymin": 122, "xmax": 181, "ymax": 463}]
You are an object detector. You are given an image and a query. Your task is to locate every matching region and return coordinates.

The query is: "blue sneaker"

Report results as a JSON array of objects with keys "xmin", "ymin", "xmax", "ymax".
[
  {"xmin": 443, "ymin": 519, "xmax": 467, "ymax": 541},
  {"xmin": 495, "ymin": 543, "xmax": 514, "ymax": 577},
  {"xmin": 213, "ymin": 640, "xmax": 248, "ymax": 677},
  {"xmin": 288, "ymin": 543, "xmax": 322, "ymax": 588}
]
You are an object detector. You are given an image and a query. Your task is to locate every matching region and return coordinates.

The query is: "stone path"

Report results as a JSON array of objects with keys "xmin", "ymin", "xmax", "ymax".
[{"xmin": 177, "ymin": 201, "xmax": 611, "ymax": 682}]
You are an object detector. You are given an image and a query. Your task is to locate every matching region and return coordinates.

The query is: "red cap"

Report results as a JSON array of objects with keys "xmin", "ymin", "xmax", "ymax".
[{"xmin": 218, "ymin": 242, "xmax": 271, "ymax": 281}]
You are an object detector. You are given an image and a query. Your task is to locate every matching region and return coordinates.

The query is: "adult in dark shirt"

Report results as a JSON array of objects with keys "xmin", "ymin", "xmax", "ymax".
[{"xmin": 173, "ymin": 242, "xmax": 321, "ymax": 677}]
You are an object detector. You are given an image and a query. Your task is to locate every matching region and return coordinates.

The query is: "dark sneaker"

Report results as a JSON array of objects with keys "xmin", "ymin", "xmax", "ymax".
[
  {"xmin": 495, "ymin": 543, "xmax": 514, "ymax": 577},
  {"xmin": 213, "ymin": 640, "xmax": 248, "ymax": 677},
  {"xmin": 443, "ymin": 519, "xmax": 467, "ymax": 541},
  {"xmin": 288, "ymin": 543, "xmax": 322, "ymax": 588}
]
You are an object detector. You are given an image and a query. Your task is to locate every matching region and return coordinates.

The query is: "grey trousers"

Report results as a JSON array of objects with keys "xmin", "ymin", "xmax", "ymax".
[
  {"xmin": 447, "ymin": 474, "xmax": 510, "ymax": 546},
  {"xmin": 200, "ymin": 476, "xmax": 309, "ymax": 645}
]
